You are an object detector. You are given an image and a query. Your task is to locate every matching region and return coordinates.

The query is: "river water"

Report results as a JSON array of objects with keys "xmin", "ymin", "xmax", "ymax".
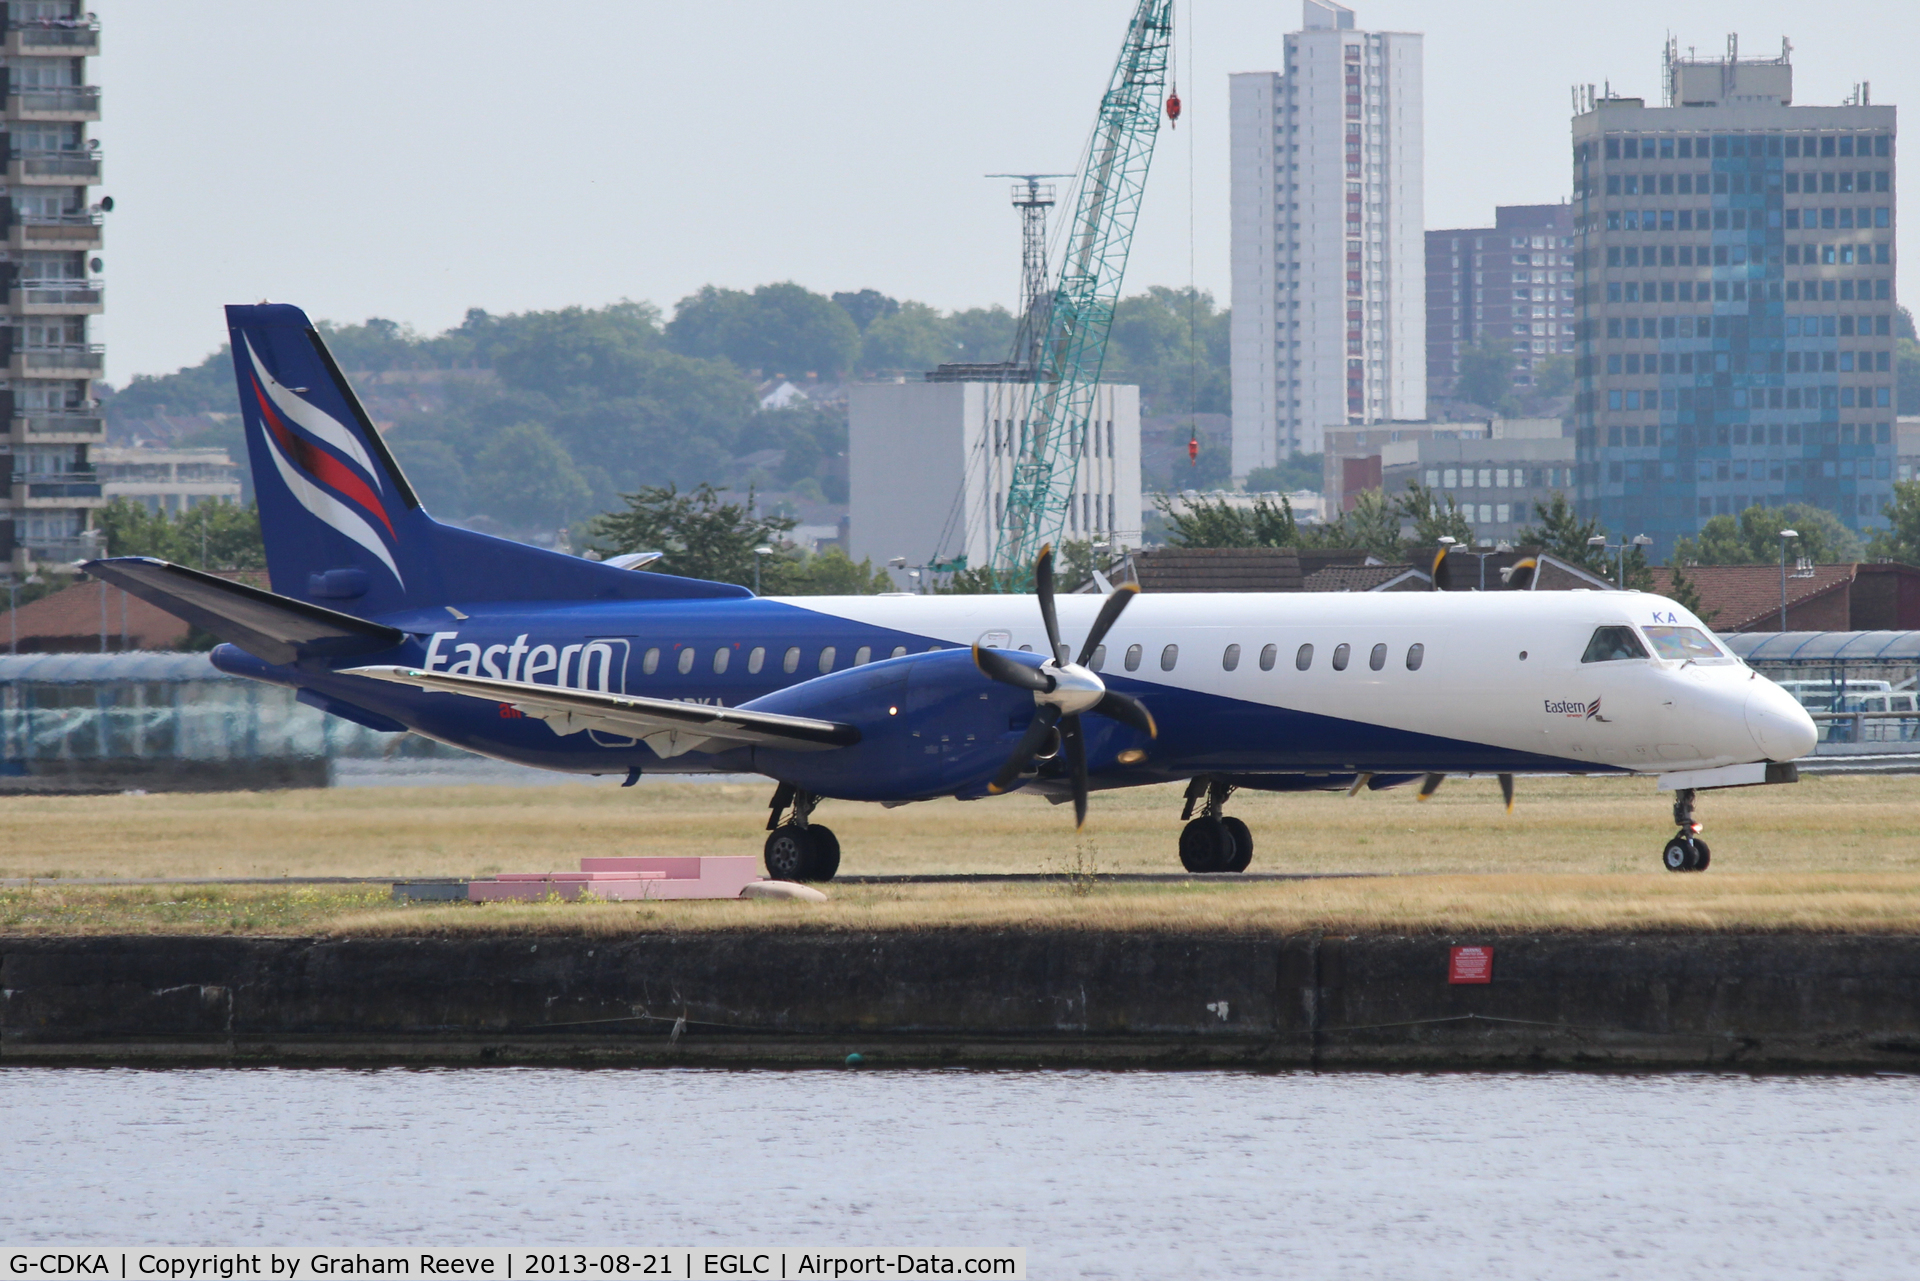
[{"xmin": 3, "ymin": 1068, "xmax": 1917, "ymax": 1278}]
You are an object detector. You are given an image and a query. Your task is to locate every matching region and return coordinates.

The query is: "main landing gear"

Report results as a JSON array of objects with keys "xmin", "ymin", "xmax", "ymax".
[
  {"xmin": 764, "ymin": 783, "xmax": 840, "ymax": 883},
  {"xmin": 1661, "ymin": 787, "xmax": 1711, "ymax": 872},
  {"xmin": 1177, "ymin": 777, "xmax": 1253, "ymax": 874}
]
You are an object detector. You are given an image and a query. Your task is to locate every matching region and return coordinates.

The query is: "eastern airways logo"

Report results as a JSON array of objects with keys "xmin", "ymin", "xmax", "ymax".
[
  {"xmin": 1544, "ymin": 696, "xmax": 1610, "ymax": 722},
  {"xmin": 244, "ymin": 336, "xmax": 404, "ymax": 586}
]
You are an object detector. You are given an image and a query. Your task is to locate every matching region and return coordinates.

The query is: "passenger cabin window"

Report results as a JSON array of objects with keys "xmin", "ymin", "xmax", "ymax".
[
  {"xmin": 1643, "ymin": 626, "xmax": 1728, "ymax": 663},
  {"xmin": 1331, "ymin": 643, "xmax": 1351, "ymax": 671},
  {"xmin": 1405, "ymin": 643, "xmax": 1425, "ymax": 671},
  {"xmin": 1160, "ymin": 644, "xmax": 1179, "ymax": 671},
  {"xmin": 1369, "ymin": 643, "xmax": 1386, "ymax": 671},
  {"xmin": 890, "ymin": 646, "xmax": 907, "ymax": 659},
  {"xmin": 854, "ymin": 646, "xmax": 872, "ymax": 665},
  {"xmin": 782, "ymin": 646, "xmax": 801, "ymax": 674},
  {"xmin": 748, "ymin": 646, "xmax": 765, "ymax": 674},
  {"xmin": 1296, "ymin": 643, "xmax": 1314, "ymax": 671},
  {"xmin": 712, "ymin": 648, "xmax": 730, "ymax": 674},
  {"xmin": 1222, "ymin": 643, "xmax": 1241, "ymax": 672},
  {"xmin": 1582, "ymin": 626, "xmax": 1650, "ymax": 663},
  {"xmin": 1090, "ymin": 645, "xmax": 1107, "ymax": 671},
  {"xmin": 1125, "ymin": 644, "xmax": 1143, "ymax": 671},
  {"xmin": 1259, "ymin": 644, "xmax": 1277, "ymax": 671},
  {"xmin": 818, "ymin": 646, "xmax": 837, "ymax": 673},
  {"xmin": 643, "ymin": 647, "xmax": 661, "ymax": 675},
  {"xmin": 677, "ymin": 647, "xmax": 696, "ymax": 675}
]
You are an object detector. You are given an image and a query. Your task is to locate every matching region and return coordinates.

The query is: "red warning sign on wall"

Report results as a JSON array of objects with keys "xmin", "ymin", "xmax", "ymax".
[{"xmin": 1449, "ymin": 945, "xmax": 1493, "ymax": 984}]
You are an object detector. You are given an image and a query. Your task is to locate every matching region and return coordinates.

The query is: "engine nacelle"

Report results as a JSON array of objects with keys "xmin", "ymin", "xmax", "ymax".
[{"xmin": 741, "ymin": 648, "xmax": 1050, "ymax": 802}]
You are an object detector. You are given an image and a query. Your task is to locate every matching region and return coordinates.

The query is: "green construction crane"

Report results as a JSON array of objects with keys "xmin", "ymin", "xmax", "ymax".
[{"xmin": 989, "ymin": 0, "xmax": 1174, "ymax": 584}]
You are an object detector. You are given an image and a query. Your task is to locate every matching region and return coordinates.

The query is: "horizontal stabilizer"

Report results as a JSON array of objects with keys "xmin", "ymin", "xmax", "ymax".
[
  {"xmin": 82, "ymin": 557, "xmax": 406, "ymax": 666},
  {"xmin": 347, "ymin": 664, "xmax": 860, "ymax": 759}
]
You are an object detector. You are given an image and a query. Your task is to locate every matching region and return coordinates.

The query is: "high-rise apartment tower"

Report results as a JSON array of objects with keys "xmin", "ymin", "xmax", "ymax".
[
  {"xmin": 0, "ymin": 0, "xmax": 104, "ymax": 579},
  {"xmin": 1571, "ymin": 40, "xmax": 1896, "ymax": 555},
  {"xmin": 1426, "ymin": 204, "xmax": 1576, "ymax": 409},
  {"xmin": 1229, "ymin": 0, "xmax": 1424, "ymax": 473}
]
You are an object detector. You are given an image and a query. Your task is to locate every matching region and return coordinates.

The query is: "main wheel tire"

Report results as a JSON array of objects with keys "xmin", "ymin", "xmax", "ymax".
[
  {"xmin": 1691, "ymin": 838, "xmax": 1710, "ymax": 872},
  {"xmin": 1662, "ymin": 836, "xmax": 1692, "ymax": 872},
  {"xmin": 1220, "ymin": 816, "xmax": 1254, "ymax": 873},
  {"xmin": 1179, "ymin": 817, "xmax": 1233, "ymax": 873},
  {"xmin": 764, "ymin": 825, "xmax": 816, "ymax": 881},
  {"xmin": 807, "ymin": 825, "xmax": 841, "ymax": 882}
]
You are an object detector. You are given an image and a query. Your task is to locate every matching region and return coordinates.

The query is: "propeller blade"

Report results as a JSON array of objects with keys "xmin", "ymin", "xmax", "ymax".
[
  {"xmin": 1060, "ymin": 713, "xmax": 1088, "ymax": 829},
  {"xmin": 1033, "ymin": 544, "xmax": 1063, "ymax": 661},
  {"xmin": 1430, "ymin": 547, "xmax": 1453, "ymax": 592},
  {"xmin": 1076, "ymin": 581, "xmax": 1140, "ymax": 666},
  {"xmin": 1417, "ymin": 772, "xmax": 1446, "ymax": 801},
  {"xmin": 974, "ymin": 643, "xmax": 1053, "ymax": 692},
  {"xmin": 1504, "ymin": 557, "xmax": 1537, "ymax": 590},
  {"xmin": 1092, "ymin": 690, "xmax": 1157, "ymax": 738},
  {"xmin": 988, "ymin": 704, "xmax": 1064, "ymax": 794},
  {"xmin": 1499, "ymin": 773, "xmax": 1515, "ymax": 813}
]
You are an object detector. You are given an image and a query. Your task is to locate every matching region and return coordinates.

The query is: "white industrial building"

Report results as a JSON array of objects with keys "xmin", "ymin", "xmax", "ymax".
[
  {"xmin": 1229, "ymin": 0, "xmax": 1425, "ymax": 473},
  {"xmin": 93, "ymin": 446, "xmax": 241, "ymax": 514},
  {"xmin": 848, "ymin": 377, "xmax": 1141, "ymax": 588}
]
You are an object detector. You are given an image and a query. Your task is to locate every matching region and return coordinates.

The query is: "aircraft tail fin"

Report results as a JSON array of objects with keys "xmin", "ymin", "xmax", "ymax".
[{"xmin": 223, "ymin": 303, "xmax": 748, "ymax": 617}]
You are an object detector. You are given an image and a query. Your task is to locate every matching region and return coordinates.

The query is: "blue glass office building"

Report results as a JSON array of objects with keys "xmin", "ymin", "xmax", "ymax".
[{"xmin": 1570, "ymin": 49, "xmax": 1896, "ymax": 558}]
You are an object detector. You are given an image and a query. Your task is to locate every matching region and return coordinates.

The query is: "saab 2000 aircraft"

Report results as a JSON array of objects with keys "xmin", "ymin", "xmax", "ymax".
[{"xmin": 87, "ymin": 304, "xmax": 1818, "ymax": 881}]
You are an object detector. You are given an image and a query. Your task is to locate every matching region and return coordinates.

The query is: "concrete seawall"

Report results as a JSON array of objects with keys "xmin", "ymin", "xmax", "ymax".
[{"xmin": 5, "ymin": 933, "xmax": 1920, "ymax": 1070}]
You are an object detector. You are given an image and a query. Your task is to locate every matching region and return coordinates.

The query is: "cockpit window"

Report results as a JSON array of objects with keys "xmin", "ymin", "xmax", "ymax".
[
  {"xmin": 1643, "ymin": 625, "xmax": 1727, "ymax": 662},
  {"xmin": 1581, "ymin": 626, "xmax": 1650, "ymax": 663}
]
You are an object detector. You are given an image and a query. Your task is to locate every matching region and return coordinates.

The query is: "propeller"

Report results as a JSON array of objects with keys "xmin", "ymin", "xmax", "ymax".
[
  {"xmin": 974, "ymin": 544, "xmax": 1158, "ymax": 827},
  {"xmin": 1503, "ymin": 556, "xmax": 1538, "ymax": 590}
]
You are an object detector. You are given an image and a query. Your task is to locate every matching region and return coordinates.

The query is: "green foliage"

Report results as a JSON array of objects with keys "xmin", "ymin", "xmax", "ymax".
[
  {"xmin": 1532, "ymin": 353, "xmax": 1574, "ymax": 399},
  {"xmin": 1455, "ymin": 339, "xmax": 1516, "ymax": 408},
  {"xmin": 860, "ymin": 301, "xmax": 955, "ymax": 372},
  {"xmin": 107, "ymin": 346, "xmax": 237, "ymax": 419},
  {"xmin": 1309, "ymin": 488, "xmax": 1407, "ymax": 561},
  {"xmin": 831, "ymin": 289, "xmax": 899, "ymax": 333},
  {"xmin": 1104, "ymin": 286, "xmax": 1230, "ymax": 416},
  {"xmin": 1664, "ymin": 560, "xmax": 1715, "ymax": 625},
  {"xmin": 486, "ymin": 303, "xmax": 664, "ymax": 400},
  {"xmin": 1396, "ymin": 481, "xmax": 1474, "ymax": 549},
  {"xmin": 1671, "ymin": 504, "xmax": 1863, "ymax": 565},
  {"xmin": 1158, "ymin": 493, "xmax": 1299, "ymax": 550},
  {"xmin": 1514, "ymin": 493, "xmax": 1611, "ymax": 576},
  {"xmin": 948, "ymin": 306, "xmax": 1019, "ymax": 364},
  {"xmin": 1867, "ymin": 480, "xmax": 1920, "ymax": 566},
  {"xmin": 767, "ymin": 546, "xmax": 894, "ymax": 596},
  {"xmin": 1243, "ymin": 453, "xmax": 1324, "ymax": 495},
  {"xmin": 665, "ymin": 282, "xmax": 861, "ymax": 379},
  {"xmin": 467, "ymin": 424, "xmax": 592, "ymax": 530},
  {"xmin": 94, "ymin": 498, "xmax": 265, "ymax": 571}
]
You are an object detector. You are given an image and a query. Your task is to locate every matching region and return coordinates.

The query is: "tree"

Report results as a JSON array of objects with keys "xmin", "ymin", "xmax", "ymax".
[
  {"xmin": 1396, "ymin": 480, "xmax": 1473, "ymax": 548},
  {"xmin": 1104, "ymin": 286, "xmax": 1230, "ymax": 416},
  {"xmin": 831, "ymin": 289, "xmax": 899, "ymax": 333},
  {"xmin": 1244, "ymin": 453, "xmax": 1324, "ymax": 495},
  {"xmin": 1664, "ymin": 560, "xmax": 1715, "ymax": 625},
  {"xmin": 487, "ymin": 303, "xmax": 663, "ymax": 401},
  {"xmin": 665, "ymin": 282, "xmax": 861, "ymax": 379},
  {"xmin": 1515, "ymin": 493, "xmax": 1610, "ymax": 576},
  {"xmin": 1454, "ymin": 339, "xmax": 1515, "ymax": 408},
  {"xmin": 1671, "ymin": 504, "xmax": 1863, "ymax": 565},
  {"xmin": 948, "ymin": 306, "xmax": 1019, "ymax": 364},
  {"xmin": 1867, "ymin": 480, "xmax": 1920, "ymax": 566},
  {"xmin": 1532, "ymin": 353, "xmax": 1574, "ymax": 399},
  {"xmin": 1158, "ymin": 494, "xmax": 1299, "ymax": 549},
  {"xmin": 468, "ymin": 424, "xmax": 592, "ymax": 532},
  {"xmin": 587, "ymin": 483, "xmax": 794, "ymax": 586},
  {"xmin": 859, "ymin": 301, "xmax": 954, "ymax": 373},
  {"xmin": 766, "ymin": 546, "xmax": 893, "ymax": 596},
  {"xmin": 1308, "ymin": 488, "xmax": 1406, "ymax": 561},
  {"xmin": 95, "ymin": 498, "xmax": 265, "ymax": 571}
]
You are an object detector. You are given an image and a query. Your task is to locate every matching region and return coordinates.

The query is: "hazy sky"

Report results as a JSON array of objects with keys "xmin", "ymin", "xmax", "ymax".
[{"xmin": 93, "ymin": 0, "xmax": 1913, "ymax": 382}]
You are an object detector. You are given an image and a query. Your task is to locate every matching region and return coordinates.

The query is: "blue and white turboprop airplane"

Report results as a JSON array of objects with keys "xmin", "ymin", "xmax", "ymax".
[{"xmin": 87, "ymin": 304, "xmax": 1819, "ymax": 880}]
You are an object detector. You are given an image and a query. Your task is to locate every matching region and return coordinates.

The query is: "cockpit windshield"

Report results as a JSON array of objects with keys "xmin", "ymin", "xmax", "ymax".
[
  {"xmin": 1581, "ymin": 626, "xmax": 1649, "ymax": 663},
  {"xmin": 1643, "ymin": 625, "xmax": 1728, "ymax": 663}
]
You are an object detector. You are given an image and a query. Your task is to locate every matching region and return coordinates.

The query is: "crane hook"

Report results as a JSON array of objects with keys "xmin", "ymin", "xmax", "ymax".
[{"xmin": 1166, "ymin": 92, "xmax": 1182, "ymax": 128}]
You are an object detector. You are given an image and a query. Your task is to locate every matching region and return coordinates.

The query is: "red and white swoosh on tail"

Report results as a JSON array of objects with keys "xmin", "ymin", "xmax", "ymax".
[
  {"xmin": 256, "ymin": 413, "xmax": 404, "ymax": 586},
  {"xmin": 244, "ymin": 336, "xmax": 382, "ymax": 487}
]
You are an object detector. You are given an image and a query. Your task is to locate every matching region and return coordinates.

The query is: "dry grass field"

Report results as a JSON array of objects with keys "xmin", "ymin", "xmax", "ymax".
[{"xmin": 4, "ymin": 774, "xmax": 1920, "ymax": 936}]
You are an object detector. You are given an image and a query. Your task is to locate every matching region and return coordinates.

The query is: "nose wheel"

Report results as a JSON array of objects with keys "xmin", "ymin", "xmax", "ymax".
[{"xmin": 1661, "ymin": 787, "xmax": 1711, "ymax": 873}]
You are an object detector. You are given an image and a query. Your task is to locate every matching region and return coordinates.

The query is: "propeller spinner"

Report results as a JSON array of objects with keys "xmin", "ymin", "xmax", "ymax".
[{"xmin": 972, "ymin": 545, "xmax": 1157, "ymax": 828}]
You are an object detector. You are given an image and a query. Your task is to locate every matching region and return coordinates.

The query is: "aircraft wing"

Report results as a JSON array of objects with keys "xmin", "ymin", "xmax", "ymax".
[{"xmin": 346, "ymin": 664, "xmax": 861, "ymax": 759}]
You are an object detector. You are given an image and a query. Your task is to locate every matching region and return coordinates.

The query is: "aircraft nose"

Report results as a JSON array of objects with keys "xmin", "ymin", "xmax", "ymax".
[{"xmin": 1746, "ymin": 680, "xmax": 1818, "ymax": 762}]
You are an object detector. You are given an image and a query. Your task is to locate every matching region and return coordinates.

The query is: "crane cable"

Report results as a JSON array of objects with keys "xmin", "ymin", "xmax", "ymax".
[{"xmin": 1186, "ymin": 0, "xmax": 1199, "ymax": 473}]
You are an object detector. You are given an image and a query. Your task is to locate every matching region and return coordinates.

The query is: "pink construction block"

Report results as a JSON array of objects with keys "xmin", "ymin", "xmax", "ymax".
[{"xmin": 467, "ymin": 855, "xmax": 764, "ymax": 903}]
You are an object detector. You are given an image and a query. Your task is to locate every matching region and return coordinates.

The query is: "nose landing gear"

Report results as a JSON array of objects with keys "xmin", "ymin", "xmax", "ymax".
[
  {"xmin": 1661, "ymin": 787, "xmax": 1711, "ymax": 872},
  {"xmin": 1177, "ymin": 777, "xmax": 1253, "ymax": 873}
]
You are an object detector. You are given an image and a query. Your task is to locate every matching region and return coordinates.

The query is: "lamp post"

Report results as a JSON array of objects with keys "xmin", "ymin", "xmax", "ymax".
[
  {"xmin": 752, "ymin": 545, "xmax": 773, "ymax": 595},
  {"xmin": 1778, "ymin": 528, "xmax": 1800, "ymax": 631},
  {"xmin": 1586, "ymin": 534, "xmax": 1653, "ymax": 589}
]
